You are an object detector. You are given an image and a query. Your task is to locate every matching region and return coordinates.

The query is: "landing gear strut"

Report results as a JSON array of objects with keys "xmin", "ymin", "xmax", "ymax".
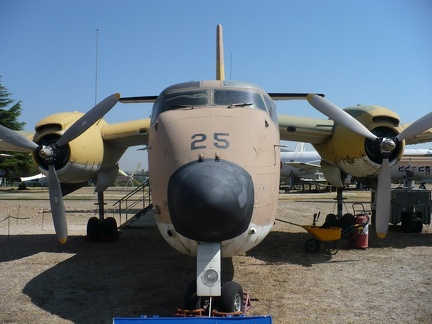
[
  {"xmin": 86, "ymin": 191, "xmax": 118, "ymax": 241},
  {"xmin": 181, "ymin": 242, "xmax": 246, "ymax": 316}
]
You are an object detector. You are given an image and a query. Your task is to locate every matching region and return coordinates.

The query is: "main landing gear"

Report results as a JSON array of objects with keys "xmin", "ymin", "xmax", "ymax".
[{"xmin": 86, "ymin": 191, "xmax": 118, "ymax": 241}]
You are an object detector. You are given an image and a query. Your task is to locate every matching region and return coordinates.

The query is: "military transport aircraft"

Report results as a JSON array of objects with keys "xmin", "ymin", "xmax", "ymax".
[{"xmin": 1, "ymin": 25, "xmax": 432, "ymax": 313}]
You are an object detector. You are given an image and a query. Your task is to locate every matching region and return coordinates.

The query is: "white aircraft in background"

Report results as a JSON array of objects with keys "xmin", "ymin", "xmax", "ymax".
[
  {"xmin": 280, "ymin": 143, "xmax": 325, "ymax": 185},
  {"xmin": 281, "ymin": 144, "xmax": 432, "ymax": 187}
]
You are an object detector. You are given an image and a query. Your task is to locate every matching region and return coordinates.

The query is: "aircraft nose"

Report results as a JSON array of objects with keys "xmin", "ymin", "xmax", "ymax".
[{"xmin": 168, "ymin": 159, "xmax": 254, "ymax": 242}]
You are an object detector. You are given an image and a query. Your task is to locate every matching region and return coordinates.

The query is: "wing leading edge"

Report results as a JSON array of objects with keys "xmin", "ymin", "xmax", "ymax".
[{"xmin": 278, "ymin": 115, "xmax": 334, "ymax": 144}]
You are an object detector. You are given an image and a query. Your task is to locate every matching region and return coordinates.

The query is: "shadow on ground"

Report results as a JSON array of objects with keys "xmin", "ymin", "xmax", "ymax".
[{"xmin": 1, "ymin": 228, "xmax": 233, "ymax": 322}]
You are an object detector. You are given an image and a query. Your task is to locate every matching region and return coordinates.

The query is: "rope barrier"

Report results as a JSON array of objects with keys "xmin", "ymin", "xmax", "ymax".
[{"xmin": 0, "ymin": 204, "xmax": 120, "ymax": 238}]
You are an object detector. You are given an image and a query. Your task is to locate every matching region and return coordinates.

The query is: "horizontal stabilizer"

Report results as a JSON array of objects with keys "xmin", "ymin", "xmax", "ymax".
[
  {"xmin": 269, "ymin": 93, "xmax": 324, "ymax": 100},
  {"xmin": 120, "ymin": 96, "xmax": 158, "ymax": 104}
]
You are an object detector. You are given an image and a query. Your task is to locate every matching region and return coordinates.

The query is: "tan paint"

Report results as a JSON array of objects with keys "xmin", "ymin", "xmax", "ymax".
[{"xmin": 149, "ymin": 105, "xmax": 280, "ymax": 257}]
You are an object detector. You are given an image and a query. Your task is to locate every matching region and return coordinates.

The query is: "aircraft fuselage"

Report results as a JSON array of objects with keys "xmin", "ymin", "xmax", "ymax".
[{"xmin": 148, "ymin": 80, "xmax": 280, "ymax": 257}]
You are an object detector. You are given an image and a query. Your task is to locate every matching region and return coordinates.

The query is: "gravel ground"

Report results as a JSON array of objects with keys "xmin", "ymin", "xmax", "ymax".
[{"xmin": 0, "ymin": 187, "xmax": 431, "ymax": 323}]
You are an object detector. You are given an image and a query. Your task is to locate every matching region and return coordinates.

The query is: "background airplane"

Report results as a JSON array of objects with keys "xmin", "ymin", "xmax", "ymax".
[
  {"xmin": 281, "ymin": 144, "xmax": 432, "ymax": 188},
  {"xmin": 1, "ymin": 25, "xmax": 432, "ymax": 314},
  {"xmin": 280, "ymin": 143, "xmax": 325, "ymax": 186}
]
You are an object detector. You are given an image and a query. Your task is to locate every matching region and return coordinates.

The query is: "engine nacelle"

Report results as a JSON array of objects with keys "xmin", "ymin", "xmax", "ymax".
[
  {"xmin": 31, "ymin": 112, "xmax": 107, "ymax": 183},
  {"xmin": 314, "ymin": 105, "xmax": 405, "ymax": 180}
]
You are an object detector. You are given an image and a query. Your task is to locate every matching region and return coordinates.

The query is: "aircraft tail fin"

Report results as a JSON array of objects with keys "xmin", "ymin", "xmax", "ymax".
[
  {"xmin": 216, "ymin": 24, "xmax": 225, "ymax": 81},
  {"xmin": 294, "ymin": 142, "xmax": 305, "ymax": 152}
]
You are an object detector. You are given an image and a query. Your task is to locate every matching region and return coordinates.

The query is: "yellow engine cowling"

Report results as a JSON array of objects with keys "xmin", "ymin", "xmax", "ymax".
[
  {"xmin": 31, "ymin": 112, "xmax": 107, "ymax": 183},
  {"xmin": 314, "ymin": 105, "xmax": 405, "ymax": 179}
]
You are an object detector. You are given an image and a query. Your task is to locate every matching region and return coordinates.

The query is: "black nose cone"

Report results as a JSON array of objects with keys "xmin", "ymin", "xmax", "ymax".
[{"xmin": 168, "ymin": 159, "xmax": 254, "ymax": 242}]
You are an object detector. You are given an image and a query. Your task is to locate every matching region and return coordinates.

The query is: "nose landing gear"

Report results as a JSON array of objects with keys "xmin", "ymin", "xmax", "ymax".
[{"xmin": 182, "ymin": 280, "xmax": 247, "ymax": 316}]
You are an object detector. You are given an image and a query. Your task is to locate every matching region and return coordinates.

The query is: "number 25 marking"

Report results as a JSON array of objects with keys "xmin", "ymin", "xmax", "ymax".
[{"xmin": 191, "ymin": 133, "xmax": 230, "ymax": 150}]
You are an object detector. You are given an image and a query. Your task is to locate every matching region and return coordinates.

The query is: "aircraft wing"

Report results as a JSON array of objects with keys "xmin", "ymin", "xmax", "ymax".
[
  {"xmin": 278, "ymin": 115, "xmax": 334, "ymax": 144},
  {"xmin": 100, "ymin": 118, "xmax": 150, "ymax": 148},
  {"xmin": 400, "ymin": 122, "xmax": 432, "ymax": 145},
  {"xmin": 119, "ymin": 96, "xmax": 158, "ymax": 104},
  {"xmin": 279, "ymin": 116, "xmax": 432, "ymax": 146},
  {"xmin": 284, "ymin": 160, "xmax": 321, "ymax": 171},
  {"xmin": 0, "ymin": 120, "xmax": 151, "ymax": 154},
  {"xmin": 21, "ymin": 173, "xmax": 46, "ymax": 182},
  {"xmin": 0, "ymin": 131, "xmax": 35, "ymax": 153}
]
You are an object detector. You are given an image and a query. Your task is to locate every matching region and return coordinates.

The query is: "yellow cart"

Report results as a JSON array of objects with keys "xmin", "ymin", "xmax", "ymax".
[
  {"xmin": 302, "ymin": 225, "xmax": 342, "ymax": 254},
  {"xmin": 277, "ymin": 213, "xmax": 362, "ymax": 255}
]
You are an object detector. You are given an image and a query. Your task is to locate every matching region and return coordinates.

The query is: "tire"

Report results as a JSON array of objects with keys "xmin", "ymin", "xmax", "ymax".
[
  {"xmin": 340, "ymin": 213, "xmax": 355, "ymax": 231},
  {"xmin": 184, "ymin": 280, "xmax": 200, "ymax": 310},
  {"xmin": 103, "ymin": 217, "xmax": 118, "ymax": 239},
  {"xmin": 321, "ymin": 213, "xmax": 338, "ymax": 228},
  {"xmin": 183, "ymin": 280, "xmax": 212, "ymax": 311},
  {"xmin": 411, "ymin": 217, "xmax": 423, "ymax": 233},
  {"xmin": 401, "ymin": 217, "xmax": 423, "ymax": 233},
  {"xmin": 86, "ymin": 217, "xmax": 100, "ymax": 239},
  {"xmin": 219, "ymin": 281, "xmax": 244, "ymax": 313},
  {"xmin": 304, "ymin": 238, "xmax": 320, "ymax": 253}
]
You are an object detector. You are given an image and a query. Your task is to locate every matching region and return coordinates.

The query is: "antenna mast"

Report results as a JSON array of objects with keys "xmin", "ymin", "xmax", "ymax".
[{"xmin": 95, "ymin": 29, "xmax": 99, "ymax": 105}]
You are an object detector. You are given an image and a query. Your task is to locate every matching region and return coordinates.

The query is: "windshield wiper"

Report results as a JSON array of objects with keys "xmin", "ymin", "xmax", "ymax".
[
  {"xmin": 227, "ymin": 102, "xmax": 253, "ymax": 108},
  {"xmin": 170, "ymin": 104, "xmax": 194, "ymax": 110}
]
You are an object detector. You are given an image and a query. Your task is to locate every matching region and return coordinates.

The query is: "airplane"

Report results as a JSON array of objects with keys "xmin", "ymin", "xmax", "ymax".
[
  {"xmin": 119, "ymin": 163, "xmax": 142, "ymax": 191},
  {"xmin": 280, "ymin": 143, "xmax": 325, "ymax": 187},
  {"xmin": 281, "ymin": 145, "xmax": 432, "ymax": 188},
  {"xmin": 391, "ymin": 148, "xmax": 432, "ymax": 187},
  {"xmin": 1, "ymin": 24, "xmax": 432, "ymax": 313},
  {"xmin": 21, "ymin": 172, "xmax": 47, "ymax": 183}
]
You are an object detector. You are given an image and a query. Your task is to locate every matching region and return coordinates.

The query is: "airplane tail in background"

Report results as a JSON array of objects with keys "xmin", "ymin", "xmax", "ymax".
[
  {"xmin": 216, "ymin": 24, "xmax": 225, "ymax": 81},
  {"xmin": 294, "ymin": 142, "xmax": 305, "ymax": 152}
]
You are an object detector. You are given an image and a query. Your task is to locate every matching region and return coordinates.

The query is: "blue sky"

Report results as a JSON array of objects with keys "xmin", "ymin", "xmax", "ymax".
[{"xmin": 1, "ymin": 0, "xmax": 431, "ymax": 172}]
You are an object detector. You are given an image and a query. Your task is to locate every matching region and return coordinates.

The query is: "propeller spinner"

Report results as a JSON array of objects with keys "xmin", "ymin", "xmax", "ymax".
[
  {"xmin": 307, "ymin": 94, "xmax": 432, "ymax": 238},
  {"xmin": 0, "ymin": 93, "xmax": 120, "ymax": 243}
]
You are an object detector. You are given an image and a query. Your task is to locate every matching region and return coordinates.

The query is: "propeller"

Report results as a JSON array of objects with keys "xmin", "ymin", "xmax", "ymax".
[
  {"xmin": 307, "ymin": 94, "xmax": 432, "ymax": 238},
  {"xmin": 0, "ymin": 124, "xmax": 40, "ymax": 151},
  {"xmin": 0, "ymin": 93, "xmax": 120, "ymax": 243}
]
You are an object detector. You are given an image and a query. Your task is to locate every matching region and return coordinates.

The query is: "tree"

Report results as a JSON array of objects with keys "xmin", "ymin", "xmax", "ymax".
[{"xmin": 0, "ymin": 77, "xmax": 37, "ymax": 181}]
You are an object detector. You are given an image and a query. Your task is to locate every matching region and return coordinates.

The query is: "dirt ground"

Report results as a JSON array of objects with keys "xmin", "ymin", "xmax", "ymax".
[{"xmin": 0, "ymin": 187, "xmax": 431, "ymax": 323}]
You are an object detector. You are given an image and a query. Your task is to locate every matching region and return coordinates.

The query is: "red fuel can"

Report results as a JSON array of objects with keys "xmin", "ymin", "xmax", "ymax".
[{"xmin": 351, "ymin": 214, "xmax": 369, "ymax": 249}]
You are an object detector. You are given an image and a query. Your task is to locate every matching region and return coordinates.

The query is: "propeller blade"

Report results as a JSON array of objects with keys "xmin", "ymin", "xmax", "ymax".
[
  {"xmin": 307, "ymin": 94, "xmax": 378, "ymax": 141},
  {"xmin": 396, "ymin": 111, "xmax": 432, "ymax": 142},
  {"xmin": 375, "ymin": 158, "xmax": 391, "ymax": 238},
  {"xmin": 0, "ymin": 124, "xmax": 39, "ymax": 151},
  {"xmin": 56, "ymin": 93, "xmax": 120, "ymax": 147},
  {"xmin": 48, "ymin": 165, "xmax": 67, "ymax": 243}
]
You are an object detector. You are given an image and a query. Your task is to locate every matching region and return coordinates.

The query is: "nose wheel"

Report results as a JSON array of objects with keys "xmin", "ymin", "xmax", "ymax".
[
  {"xmin": 183, "ymin": 280, "xmax": 245, "ymax": 315},
  {"xmin": 219, "ymin": 281, "xmax": 244, "ymax": 313}
]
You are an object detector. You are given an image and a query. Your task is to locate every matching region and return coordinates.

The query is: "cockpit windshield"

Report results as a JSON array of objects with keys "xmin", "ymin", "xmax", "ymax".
[
  {"xmin": 151, "ymin": 87, "xmax": 272, "ymax": 122},
  {"xmin": 165, "ymin": 90, "xmax": 208, "ymax": 108},
  {"xmin": 214, "ymin": 90, "xmax": 266, "ymax": 111},
  {"xmin": 152, "ymin": 90, "xmax": 208, "ymax": 118}
]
